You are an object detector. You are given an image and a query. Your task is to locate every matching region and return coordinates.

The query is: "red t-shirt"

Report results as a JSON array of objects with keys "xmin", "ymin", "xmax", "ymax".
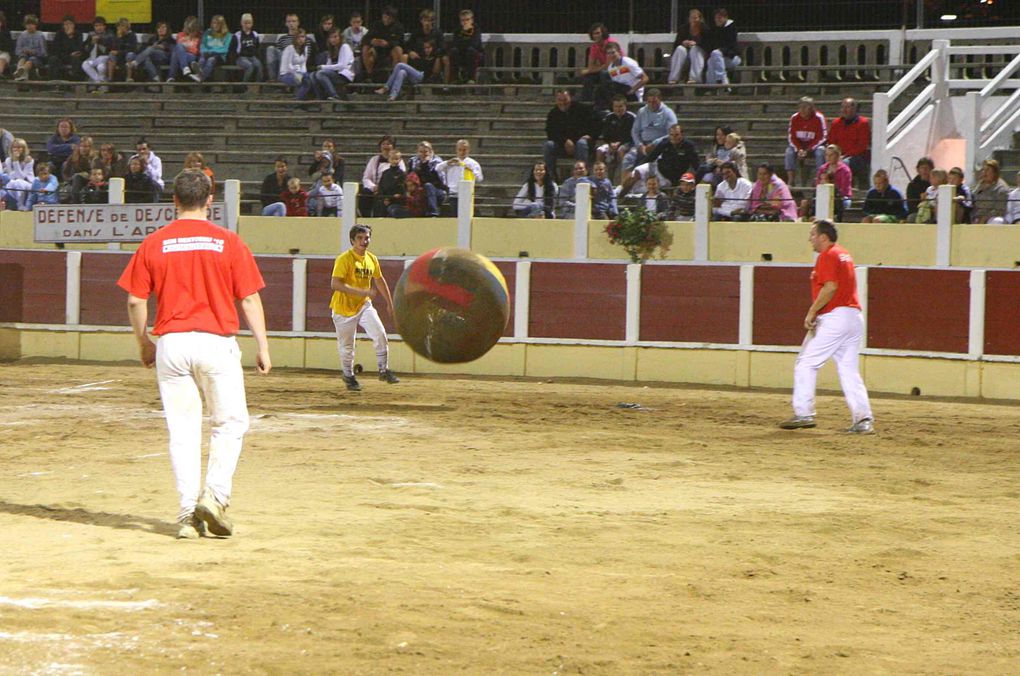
[
  {"xmin": 587, "ymin": 38, "xmax": 620, "ymax": 68},
  {"xmin": 811, "ymin": 243, "xmax": 860, "ymax": 315},
  {"xmin": 281, "ymin": 189, "xmax": 308, "ymax": 217},
  {"xmin": 116, "ymin": 219, "xmax": 265, "ymax": 336}
]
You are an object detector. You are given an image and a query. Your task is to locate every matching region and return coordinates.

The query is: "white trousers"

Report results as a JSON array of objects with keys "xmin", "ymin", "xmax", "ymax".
[
  {"xmin": 668, "ymin": 45, "xmax": 706, "ymax": 83},
  {"xmin": 332, "ymin": 301, "xmax": 388, "ymax": 376},
  {"xmin": 82, "ymin": 55, "xmax": 111, "ymax": 82},
  {"xmin": 156, "ymin": 332, "xmax": 249, "ymax": 521},
  {"xmin": 792, "ymin": 306, "xmax": 873, "ymax": 423}
]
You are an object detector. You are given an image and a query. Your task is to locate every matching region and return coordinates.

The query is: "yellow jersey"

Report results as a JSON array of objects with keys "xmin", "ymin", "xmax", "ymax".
[{"xmin": 329, "ymin": 249, "xmax": 381, "ymax": 317}]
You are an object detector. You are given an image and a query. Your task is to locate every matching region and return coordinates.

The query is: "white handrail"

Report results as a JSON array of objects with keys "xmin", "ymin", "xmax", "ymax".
[
  {"xmin": 887, "ymin": 83, "xmax": 936, "ymax": 137},
  {"xmin": 981, "ymin": 87, "xmax": 1020, "ymax": 134},
  {"xmin": 885, "ymin": 49, "xmax": 939, "ymax": 100},
  {"xmin": 979, "ymin": 52, "xmax": 1020, "ymax": 98}
]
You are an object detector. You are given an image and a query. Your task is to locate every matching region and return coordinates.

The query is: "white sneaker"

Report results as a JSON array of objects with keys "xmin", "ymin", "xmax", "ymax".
[
  {"xmin": 847, "ymin": 418, "xmax": 875, "ymax": 435},
  {"xmin": 195, "ymin": 489, "xmax": 233, "ymax": 536},
  {"xmin": 176, "ymin": 513, "xmax": 205, "ymax": 539}
]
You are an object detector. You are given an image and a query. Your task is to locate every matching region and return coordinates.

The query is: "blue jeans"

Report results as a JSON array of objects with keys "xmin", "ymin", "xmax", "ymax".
[
  {"xmin": 279, "ymin": 72, "xmax": 313, "ymax": 100},
  {"xmin": 168, "ymin": 44, "xmax": 197, "ymax": 78},
  {"xmin": 134, "ymin": 46, "xmax": 170, "ymax": 80},
  {"xmin": 385, "ymin": 62, "xmax": 424, "ymax": 99},
  {"xmin": 423, "ymin": 183, "xmax": 446, "ymax": 216},
  {"xmin": 265, "ymin": 46, "xmax": 281, "ymax": 81},
  {"xmin": 706, "ymin": 50, "xmax": 741, "ymax": 85},
  {"xmin": 261, "ymin": 202, "xmax": 285, "ymax": 216},
  {"xmin": 543, "ymin": 138, "xmax": 590, "ymax": 180},
  {"xmin": 199, "ymin": 53, "xmax": 224, "ymax": 79},
  {"xmin": 312, "ymin": 70, "xmax": 350, "ymax": 99},
  {"xmin": 784, "ymin": 145, "xmax": 827, "ymax": 172},
  {"xmin": 236, "ymin": 55, "xmax": 264, "ymax": 82}
]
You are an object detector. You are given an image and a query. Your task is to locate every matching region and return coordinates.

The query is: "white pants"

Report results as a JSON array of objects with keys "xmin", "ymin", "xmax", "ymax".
[
  {"xmin": 156, "ymin": 332, "xmax": 249, "ymax": 521},
  {"xmin": 332, "ymin": 301, "xmax": 388, "ymax": 376},
  {"xmin": 83, "ymin": 55, "xmax": 111, "ymax": 82},
  {"xmin": 792, "ymin": 306, "xmax": 873, "ymax": 423},
  {"xmin": 668, "ymin": 44, "xmax": 706, "ymax": 83}
]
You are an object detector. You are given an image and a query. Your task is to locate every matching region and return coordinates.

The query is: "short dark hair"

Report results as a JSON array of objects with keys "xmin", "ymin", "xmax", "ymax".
[
  {"xmin": 916, "ymin": 156, "xmax": 934, "ymax": 170},
  {"xmin": 646, "ymin": 87, "xmax": 663, "ymax": 98},
  {"xmin": 349, "ymin": 224, "xmax": 372, "ymax": 242},
  {"xmin": 612, "ymin": 94, "xmax": 627, "ymax": 105},
  {"xmin": 715, "ymin": 8, "xmax": 730, "ymax": 19},
  {"xmin": 757, "ymin": 162, "xmax": 775, "ymax": 175},
  {"xmin": 136, "ymin": 137, "xmax": 150, "ymax": 148},
  {"xmin": 382, "ymin": 5, "xmax": 398, "ymax": 18},
  {"xmin": 589, "ymin": 22, "xmax": 609, "ymax": 40},
  {"xmin": 720, "ymin": 160, "xmax": 738, "ymax": 176},
  {"xmin": 350, "ymin": 11, "xmax": 362, "ymax": 19},
  {"xmin": 62, "ymin": 14, "xmax": 76, "ymax": 23},
  {"xmin": 274, "ymin": 155, "xmax": 288, "ymax": 165},
  {"xmin": 93, "ymin": 15, "xmax": 107, "ymax": 24},
  {"xmin": 815, "ymin": 219, "xmax": 838, "ymax": 242},
  {"xmin": 174, "ymin": 170, "xmax": 212, "ymax": 210},
  {"xmin": 379, "ymin": 134, "xmax": 396, "ymax": 148}
]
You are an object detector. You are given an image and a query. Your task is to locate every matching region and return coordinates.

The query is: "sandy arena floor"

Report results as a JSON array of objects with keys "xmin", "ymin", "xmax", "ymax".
[{"xmin": 0, "ymin": 360, "xmax": 1017, "ymax": 674}]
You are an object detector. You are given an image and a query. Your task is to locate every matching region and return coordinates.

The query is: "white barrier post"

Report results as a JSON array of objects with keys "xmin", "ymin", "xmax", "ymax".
[
  {"xmin": 224, "ymin": 178, "xmax": 240, "ymax": 232},
  {"xmin": 107, "ymin": 177, "xmax": 125, "ymax": 250},
  {"xmin": 936, "ymin": 183, "xmax": 955, "ymax": 266},
  {"xmin": 738, "ymin": 264, "xmax": 754, "ymax": 348},
  {"xmin": 514, "ymin": 260, "xmax": 531, "ymax": 339},
  {"xmin": 694, "ymin": 183, "xmax": 711, "ymax": 261},
  {"xmin": 871, "ymin": 91, "xmax": 889, "ymax": 178},
  {"xmin": 625, "ymin": 263, "xmax": 642, "ymax": 343},
  {"xmin": 291, "ymin": 258, "xmax": 307, "ymax": 332},
  {"xmin": 968, "ymin": 269, "xmax": 986, "ymax": 359},
  {"xmin": 457, "ymin": 179, "xmax": 474, "ymax": 249},
  {"xmin": 815, "ymin": 183, "xmax": 834, "ymax": 221},
  {"xmin": 341, "ymin": 181, "xmax": 359, "ymax": 252},
  {"xmin": 573, "ymin": 181, "xmax": 591, "ymax": 259},
  {"xmin": 65, "ymin": 250, "xmax": 82, "ymax": 326}
]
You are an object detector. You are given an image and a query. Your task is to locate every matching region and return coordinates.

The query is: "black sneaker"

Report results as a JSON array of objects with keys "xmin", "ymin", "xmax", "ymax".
[
  {"xmin": 342, "ymin": 374, "xmax": 362, "ymax": 391},
  {"xmin": 379, "ymin": 369, "xmax": 400, "ymax": 384}
]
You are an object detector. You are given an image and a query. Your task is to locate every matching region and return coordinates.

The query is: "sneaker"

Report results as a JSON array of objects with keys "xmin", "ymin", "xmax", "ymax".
[
  {"xmin": 847, "ymin": 418, "xmax": 875, "ymax": 435},
  {"xmin": 185, "ymin": 63, "xmax": 202, "ymax": 82},
  {"xmin": 176, "ymin": 513, "xmax": 205, "ymax": 539},
  {"xmin": 342, "ymin": 374, "xmax": 362, "ymax": 391},
  {"xmin": 13, "ymin": 67, "xmax": 27, "ymax": 81},
  {"xmin": 195, "ymin": 489, "xmax": 233, "ymax": 536},
  {"xmin": 378, "ymin": 369, "xmax": 400, "ymax": 384},
  {"xmin": 779, "ymin": 415, "xmax": 816, "ymax": 430}
]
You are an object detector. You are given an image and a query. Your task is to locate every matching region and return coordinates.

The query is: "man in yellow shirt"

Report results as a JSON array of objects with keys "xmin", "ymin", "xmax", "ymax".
[{"xmin": 330, "ymin": 224, "xmax": 399, "ymax": 391}]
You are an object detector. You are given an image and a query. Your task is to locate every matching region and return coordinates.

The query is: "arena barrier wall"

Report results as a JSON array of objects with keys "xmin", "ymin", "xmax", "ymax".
[{"xmin": 3, "ymin": 249, "xmax": 1020, "ymax": 401}]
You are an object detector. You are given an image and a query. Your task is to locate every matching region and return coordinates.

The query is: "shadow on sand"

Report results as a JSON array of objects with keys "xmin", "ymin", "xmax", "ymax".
[{"xmin": 0, "ymin": 500, "xmax": 176, "ymax": 538}]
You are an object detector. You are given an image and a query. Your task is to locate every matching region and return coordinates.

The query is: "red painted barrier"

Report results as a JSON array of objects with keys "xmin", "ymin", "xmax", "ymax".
[
  {"xmin": 752, "ymin": 267, "xmax": 808, "ymax": 346},
  {"xmin": 81, "ymin": 252, "xmax": 137, "ymax": 326},
  {"xmin": 253, "ymin": 256, "xmax": 293, "ymax": 332},
  {"xmin": 984, "ymin": 271, "xmax": 1020, "ymax": 356},
  {"xmin": 868, "ymin": 269, "xmax": 969, "ymax": 353},
  {"xmin": 529, "ymin": 263, "xmax": 626, "ymax": 340},
  {"xmin": 0, "ymin": 250, "xmax": 67, "ymax": 324},
  {"xmin": 640, "ymin": 265, "xmax": 740, "ymax": 343}
]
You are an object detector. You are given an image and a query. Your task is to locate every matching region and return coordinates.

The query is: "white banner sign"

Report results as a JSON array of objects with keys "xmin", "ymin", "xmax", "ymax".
[{"xmin": 33, "ymin": 203, "xmax": 228, "ymax": 243}]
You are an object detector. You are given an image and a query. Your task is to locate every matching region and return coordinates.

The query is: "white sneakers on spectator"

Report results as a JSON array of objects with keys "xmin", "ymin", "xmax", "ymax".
[
  {"xmin": 184, "ymin": 63, "xmax": 203, "ymax": 83},
  {"xmin": 13, "ymin": 67, "xmax": 28, "ymax": 81}
]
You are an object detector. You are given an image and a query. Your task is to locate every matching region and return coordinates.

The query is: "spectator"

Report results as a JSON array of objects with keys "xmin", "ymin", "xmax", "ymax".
[
  {"xmin": 363, "ymin": 5, "xmax": 404, "ymax": 79},
  {"xmin": 947, "ymin": 167, "xmax": 973, "ymax": 224},
  {"xmin": 642, "ymin": 176, "xmax": 670, "ymax": 217},
  {"xmin": 816, "ymin": 144, "xmax": 852, "ymax": 220},
  {"xmin": 439, "ymin": 139, "xmax": 483, "ymax": 213},
  {"xmin": 713, "ymin": 161, "xmax": 753, "ymax": 220},
  {"xmin": 667, "ymin": 9, "xmax": 707, "ymax": 85},
  {"xmin": 376, "ymin": 37, "xmax": 440, "ymax": 101},
  {"xmin": 557, "ymin": 161, "xmax": 591, "ymax": 219},
  {"xmin": 513, "ymin": 162, "xmax": 557, "ymax": 218},
  {"xmin": 312, "ymin": 29, "xmax": 354, "ymax": 101},
  {"xmin": 265, "ymin": 13, "xmax": 306, "ymax": 82},
  {"xmin": 623, "ymin": 89, "xmax": 678, "ymax": 184},
  {"xmin": 342, "ymin": 12, "xmax": 367, "ymax": 79},
  {"xmin": 313, "ymin": 14, "xmax": 336, "ymax": 63},
  {"xmin": 261, "ymin": 157, "xmax": 291, "ymax": 211},
  {"xmin": 167, "ymin": 16, "xmax": 201, "ymax": 82},
  {"xmin": 46, "ymin": 118, "xmax": 80, "ymax": 176},
  {"xmin": 279, "ymin": 30, "xmax": 313, "ymax": 99},
  {"xmin": 407, "ymin": 9, "xmax": 446, "ymax": 72},
  {"xmin": 309, "ymin": 171, "xmax": 343, "ymax": 216},
  {"xmin": 623, "ymin": 123, "xmax": 699, "ymax": 195},
  {"xmin": 905, "ymin": 156, "xmax": 933, "ymax": 219},
  {"xmin": 0, "ymin": 12, "xmax": 12, "ymax": 79},
  {"xmin": 230, "ymin": 13, "xmax": 263, "ymax": 83},
  {"xmin": 281, "ymin": 177, "xmax": 308, "ymax": 216},
  {"xmin": 12, "ymin": 14, "xmax": 46, "ymax": 82},
  {"xmin": 916, "ymin": 169, "xmax": 947, "ymax": 224},
  {"xmin": 595, "ymin": 95, "xmax": 636, "ymax": 177},
  {"xmin": 95, "ymin": 142, "xmax": 129, "ymax": 180},
  {"xmin": 81, "ymin": 167, "xmax": 109, "ymax": 204},
  {"xmin": 579, "ymin": 22, "xmax": 619, "ymax": 103},
  {"xmin": 376, "ymin": 150, "xmax": 409, "ymax": 217},
  {"xmin": 704, "ymin": 8, "xmax": 741, "ymax": 86},
  {"xmin": 749, "ymin": 163, "xmax": 797, "ymax": 221},
  {"xmin": 407, "ymin": 140, "xmax": 447, "ymax": 217},
  {"xmin": 0, "ymin": 126, "xmax": 11, "ymax": 163},
  {"xmin": 308, "ymin": 139, "xmax": 345, "ymax": 186},
  {"xmin": 594, "ymin": 42, "xmax": 648, "ymax": 111},
  {"xmin": 1005, "ymin": 170, "xmax": 1020, "ymax": 225},
  {"xmin": 1, "ymin": 138, "xmax": 34, "ymax": 211},
  {"xmin": 861, "ymin": 169, "xmax": 907, "ymax": 223},
  {"xmin": 785, "ymin": 96, "xmax": 827, "ymax": 187},
  {"xmin": 543, "ymin": 88, "xmax": 596, "ymax": 182},
  {"xmin": 183, "ymin": 151, "xmax": 215, "ymax": 195},
  {"xmin": 131, "ymin": 21, "xmax": 175, "ymax": 82},
  {"xmin": 63, "ymin": 136, "xmax": 97, "ymax": 202},
  {"xmin": 971, "ymin": 159, "xmax": 1011, "ymax": 224},
  {"xmin": 671, "ymin": 172, "xmax": 697, "ymax": 220},
  {"xmin": 49, "ymin": 15, "xmax": 87, "ymax": 81},
  {"xmin": 109, "ymin": 18, "xmax": 139, "ymax": 82},
  {"xmin": 695, "ymin": 125, "xmax": 733, "ymax": 184},
  {"xmin": 360, "ymin": 135, "xmax": 403, "ymax": 214},
  {"xmin": 724, "ymin": 132, "xmax": 748, "ymax": 180},
  {"xmin": 590, "ymin": 161, "xmax": 618, "ymax": 219},
  {"xmin": 447, "ymin": 9, "xmax": 483, "ymax": 84},
  {"xmin": 131, "ymin": 138, "xmax": 164, "ymax": 191},
  {"xmin": 403, "ymin": 172, "xmax": 428, "ymax": 217},
  {"xmin": 27, "ymin": 162, "xmax": 59, "ymax": 209},
  {"xmin": 124, "ymin": 156, "xmax": 159, "ymax": 203},
  {"xmin": 827, "ymin": 97, "xmax": 871, "ymax": 187},
  {"xmin": 82, "ymin": 16, "xmax": 115, "ymax": 87},
  {"xmin": 187, "ymin": 15, "xmax": 230, "ymax": 82}
]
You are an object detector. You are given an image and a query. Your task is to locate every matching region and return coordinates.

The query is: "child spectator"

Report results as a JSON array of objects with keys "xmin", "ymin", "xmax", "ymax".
[
  {"xmin": 403, "ymin": 172, "xmax": 428, "ymax": 217},
  {"xmin": 27, "ymin": 162, "xmax": 59, "ymax": 209},
  {"xmin": 816, "ymin": 144, "xmax": 852, "ymax": 220},
  {"xmin": 131, "ymin": 21, "xmax": 175, "ymax": 82},
  {"xmin": 189, "ymin": 15, "xmax": 230, "ymax": 82},
  {"xmin": 363, "ymin": 5, "xmax": 405, "ymax": 78},
  {"xmin": 513, "ymin": 162, "xmax": 557, "ymax": 219},
  {"xmin": 64, "ymin": 136, "xmax": 97, "ymax": 202},
  {"xmin": 168, "ymin": 16, "xmax": 201, "ymax": 82},
  {"xmin": 642, "ymin": 176, "xmax": 670, "ymax": 217},
  {"xmin": 906, "ymin": 157, "xmax": 933, "ymax": 219},
  {"xmin": 947, "ymin": 167, "xmax": 973, "ymax": 224},
  {"xmin": 81, "ymin": 167, "xmax": 109, "ymax": 204},
  {"xmin": 281, "ymin": 177, "xmax": 309, "ymax": 216},
  {"xmin": 407, "ymin": 141, "xmax": 447, "ymax": 217},
  {"xmin": 96, "ymin": 143, "xmax": 129, "ymax": 179},
  {"xmin": 46, "ymin": 118, "xmax": 80, "ymax": 176},
  {"xmin": 376, "ymin": 150, "xmax": 409, "ymax": 216},
  {"xmin": 671, "ymin": 172, "xmax": 697, "ymax": 220},
  {"xmin": 312, "ymin": 29, "xmax": 354, "ymax": 101},
  {"xmin": 124, "ymin": 156, "xmax": 159, "ymax": 203},
  {"xmin": 230, "ymin": 14, "xmax": 263, "ymax": 82},
  {"xmin": 0, "ymin": 12, "xmax": 12, "ymax": 79},
  {"xmin": 861, "ymin": 169, "xmax": 907, "ymax": 223},
  {"xmin": 308, "ymin": 139, "xmax": 345, "ymax": 187},
  {"xmin": 183, "ymin": 151, "xmax": 215, "ymax": 195},
  {"xmin": 342, "ymin": 12, "xmax": 367, "ymax": 78},
  {"xmin": 49, "ymin": 15, "xmax": 87, "ymax": 80},
  {"xmin": 557, "ymin": 161, "xmax": 591, "ymax": 219},
  {"xmin": 447, "ymin": 9, "xmax": 482, "ymax": 84},
  {"xmin": 109, "ymin": 18, "xmax": 138, "ymax": 81},
  {"xmin": 13, "ymin": 14, "xmax": 46, "ymax": 81},
  {"xmin": 279, "ymin": 30, "xmax": 312, "ymax": 99},
  {"xmin": 590, "ymin": 161, "xmax": 618, "ymax": 219},
  {"xmin": 261, "ymin": 156, "xmax": 291, "ymax": 211},
  {"xmin": 375, "ymin": 38, "xmax": 440, "ymax": 100},
  {"xmin": 724, "ymin": 132, "xmax": 748, "ymax": 180},
  {"xmin": 916, "ymin": 168, "xmax": 947, "ymax": 224},
  {"xmin": 1, "ymin": 139, "xmax": 35, "ymax": 211},
  {"xmin": 309, "ymin": 171, "xmax": 343, "ymax": 216},
  {"xmin": 83, "ymin": 16, "xmax": 115, "ymax": 87},
  {"xmin": 130, "ymin": 138, "xmax": 164, "ymax": 191},
  {"xmin": 440, "ymin": 139, "xmax": 483, "ymax": 213}
]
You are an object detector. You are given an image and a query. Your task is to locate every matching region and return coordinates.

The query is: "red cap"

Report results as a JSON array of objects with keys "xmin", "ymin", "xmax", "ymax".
[{"xmin": 680, "ymin": 172, "xmax": 696, "ymax": 183}]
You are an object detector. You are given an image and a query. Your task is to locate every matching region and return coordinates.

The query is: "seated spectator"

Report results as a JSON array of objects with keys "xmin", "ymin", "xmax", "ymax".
[
  {"xmin": 376, "ymin": 149, "xmax": 409, "ymax": 217},
  {"xmin": 861, "ymin": 169, "xmax": 907, "ymax": 223},
  {"xmin": 46, "ymin": 118, "xmax": 80, "ymax": 176},
  {"xmin": 695, "ymin": 125, "xmax": 733, "ymax": 185},
  {"xmin": 947, "ymin": 167, "xmax": 973, "ymax": 224},
  {"xmin": 189, "ymin": 15, "xmax": 230, "ymax": 83},
  {"xmin": 82, "ymin": 16, "xmax": 115, "ymax": 87},
  {"xmin": 108, "ymin": 18, "xmax": 139, "ymax": 81},
  {"xmin": 403, "ymin": 172, "xmax": 428, "ymax": 218},
  {"xmin": 971, "ymin": 159, "xmax": 1011, "ymax": 224},
  {"xmin": 785, "ymin": 96, "xmax": 828, "ymax": 187},
  {"xmin": 48, "ymin": 15, "xmax": 87, "ymax": 81},
  {"xmin": 800, "ymin": 166, "xmax": 840, "ymax": 222},
  {"xmin": 96, "ymin": 143, "xmax": 129, "ymax": 180},
  {"xmin": 131, "ymin": 21, "xmax": 175, "ymax": 82},
  {"xmin": 906, "ymin": 156, "xmax": 933, "ymax": 219},
  {"xmin": 124, "ymin": 156, "xmax": 159, "ymax": 203},
  {"xmin": 704, "ymin": 8, "xmax": 741, "ymax": 86},
  {"xmin": 309, "ymin": 171, "xmax": 343, "ymax": 216},
  {"xmin": 265, "ymin": 13, "xmax": 305, "ymax": 82},
  {"xmin": 713, "ymin": 161, "xmax": 753, "ymax": 220},
  {"xmin": 281, "ymin": 177, "xmax": 308, "ymax": 216},
  {"xmin": 407, "ymin": 140, "xmax": 447, "ymax": 217},
  {"xmin": 407, "ymin": 9, "xmax": 446, "ymax": 69},
  {"xmin": 313, "ymin": 14, "xmax": 336, "ymax": 63},
  {"xmin": 623, "ymin": 89, "xmax": 678, "ymax": 184},
  {"xmin": 1, "ymin": 138, "xmax": 34, "ymax": 211},
  {"xmin": 130, "ymin": 138, "xmax": 164, "ymax": 192},
  {"xmin": 579, "ymin": 23, "xmax": 618, "ymax": 103},
  {"xmin": 594, "ymin": 42, "xmax": 648, "ymax": 111},
  {"xmin": 360, "ymin": 135, "xmax": 402, "ymax": 214},
  {"xmin": 376, "ymin": 37, "xmax": 440, "ymax": 100},
  {"xmin": 439, "ymin": 139, "xmax": 483, "ymax": 214},
  {"xmin": 595, "ymin": 96, "xmax": 636, "ymax": 177},
  {"xmin": 513, "ymin": 162, "xmax": 557, "ymax": 219},
  {"xmin": 667, "ymin": 9, "xmax": 707, "ymax": 85},
  {"xmin": 27, "ymin": 162, "xmax": 59, "ymax": 209},
  {"xmin": 622, "ymin": 123, "xmax": 698, "ymax": 196},
  {"xmin": 916, "ymin": 169, "xmax": 947, "ymax": 224},
  {"xmin": 279, "ymin": 30, "xmax": 313, "ymax": 99},
  {"xmin": 671, "ymin": 173, "xmax": 697, "ymax": 220},
  {"xmin": 312, "ymin": 29, "xmax": 354, "ymax": 101},
  {"xmin": 557, "ymin": 161, "xmax": 591, "ymax": 219},
  {"xmin": 63, "ymin": 136, "xmax": 97, "ymax": 202},
  {"xmin": 816, "ymin": 144, "xmax": 852, "ymax": 220},
  {"xmin": 167, "ymin": 16, "xmax": 201, "ymax": 82},
  {"xmin": 590, "ymin": 161, "xmax": 618, "ymax": 219},
  {"xmin": 363, "ymin": 5, "xmax": 404, "ymax": 79},
  {"xmin": 230, "ymin": 14, "xmax": 263, "ymax": 83},
  {"xmin": 447, "ymin": 9, "xmax": 483, "ymax": 84},
  {"xmin": 543, "ymin": 89, "xmax": 596, "ymax": 182},
  {"xmin": 261, "ymin": 156, "xmax": 291, "ymax": 212},
  {"xmin": 827, "ymin": 98, "xmax": 871, "ymax": 187},
  {"xmin": 342, "ymin": 12, "xmax": 367, "ymax": 79},
  {"xmin": 0, "ymin": 12, "xmax": 12, "ymax": 79},
  {"xmin": 642, "ymin": 176, "xmax": 670, "ymax": 217},
  {"xmin": 12, "ymin": 14, "xmax": 45, "ymax": 82},
  {"xmin": 308, "ymin": 139, "xmax": 345, "ymax": 186},
  {"xmin": 749, "ymin": 163, "xmax": 797, "ymax": 222},
  {"xmin": 1005, "ymin": 170, "xmax": 1020, "ymax": 225},
  {"xmin": 183, "ymin": 151, "xmax": 215, "ymax": 195},
  {"xmin": 725, "ymin": 132, "xmax": 748, "ymax": 179},
  {"xmin": 81, "ymin": 167, "xmax": 109, "ymax": 204},
  {"xmin": 0, "ymin": 126, "xmax": 11, "ymax": 163}
]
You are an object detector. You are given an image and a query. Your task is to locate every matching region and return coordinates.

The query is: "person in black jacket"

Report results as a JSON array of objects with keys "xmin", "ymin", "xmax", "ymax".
[
  {"xmin": 621, "ymin": 123, "xmax": 699, "ymax": 195},
  {"xmin": 543, "ymin": 89, "xmax": 596, "ymax": 182},
  {"xmin": 260, "ymin": 157, "xmax": 291, "ymax": 208},
  {"xmin": 596, "ymin": 96, "xmax": 637, "ymax": 171},
  {"xmin": 446, "ymin": 9, "xmax": 482, "ymax": 83},
  {"xmin": 363, "ymin": 5, "xmax": 404, "ymax": 78},
  {"xmin": 110, "ymin": 18, "xmax": 139, "ymax": 81},
  {"xmin": 48, "ymin": 15, "xmax": 87, "ymax": 80},
  {"xmin": 704, "ymin": 8, "xmax": 741, "ymax": 86},
  {"xmin": 125, "ymin": 156, "xmax": 160, "ymax": 203},
  {"xmin": 130, "ymin": 21, "xmax": 175, "ymax": 82},
  {"xmin": 230, "ymin": 13, "xmax": 263, "ymax": 82}
]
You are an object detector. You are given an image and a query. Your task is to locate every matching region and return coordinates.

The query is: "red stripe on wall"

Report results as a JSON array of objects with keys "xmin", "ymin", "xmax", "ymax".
[
  {"xmin": 983, "ymin": 271, "xmax": 1020, "ymax": 355},
  {"xmin": 868, "ymin": 268, "xmax": 969, "ymax": 353},
  {"xmin": 252, "ymin": 256, "xmax": 293, "ymax": 332},
  {"xmin": 0, "ymin": 250, "xmax": 67, "ymax": 324},
  {"xmin": 752, "ymin": 266, "xmax": 809, "ymax": 346},
  {"xmin": 640, "ymin": 266, "xmax": 740, "ymax": 343},
  {"xmin": 305, "ymin": 258, "xmax": 336, "ymax": 333},
  {"xmin": 81, "ymin": 252, "xmax": 143, "ymax": 326},
  {"xmin": 529, "ymin": 263, "xmax": 626, "ymax": 340}
]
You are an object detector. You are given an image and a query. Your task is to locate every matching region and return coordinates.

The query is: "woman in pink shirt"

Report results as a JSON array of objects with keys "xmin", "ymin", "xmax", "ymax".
[
  {"xmin": 749, "ymin": 163, "xmax": 797, "ymax": 222},
  {"xmin": 816, "ymin": 144, "xmax": 852, "ymax": 217}
]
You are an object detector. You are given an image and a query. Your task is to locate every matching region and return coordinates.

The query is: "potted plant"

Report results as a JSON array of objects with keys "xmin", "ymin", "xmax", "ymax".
[{"xmin": 605, "ymin": 206, "xmax": 673, "ymax": 263}]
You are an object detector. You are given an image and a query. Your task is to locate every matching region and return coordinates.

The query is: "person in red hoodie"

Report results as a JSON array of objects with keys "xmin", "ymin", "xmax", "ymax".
[
  {"xmin": 784, "ymin": 96, "xmax": 827, "ymax": 187},
  {"xmin": 827, "ymin": 97, "xmax": 871, "ymax": 188},
  {"xmin": 281, "ymin": 177, "xmax": 309, "ymax": 216}
]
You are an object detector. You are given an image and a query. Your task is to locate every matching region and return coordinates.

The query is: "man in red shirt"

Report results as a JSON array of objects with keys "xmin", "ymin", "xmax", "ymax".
[
  {"xmin": 827, "ymin": 97, "xmax": 871, "ymax": 187},
  {"xmin": 780, "ymin": 219, "xmax": 873, "ymax": 433},
  {"xmin": 784, "ymin": 96, "xmax": 827, "ymax": 187},
  {"xmin": 117, "ymin": 170, "xmax": 272, "ymax": 539}
]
